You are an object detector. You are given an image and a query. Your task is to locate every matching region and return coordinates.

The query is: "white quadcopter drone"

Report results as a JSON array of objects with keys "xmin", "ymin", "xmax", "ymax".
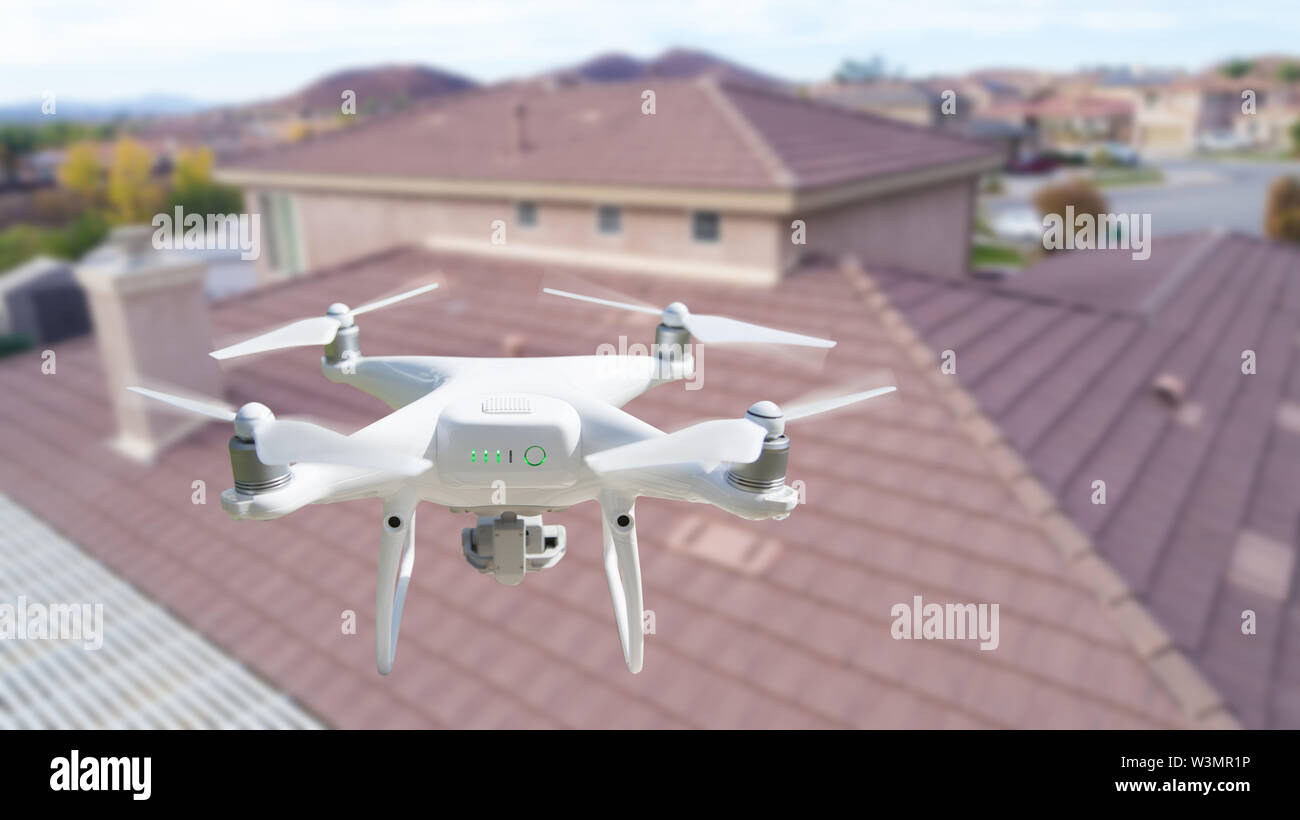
[{"xmin": 128, "ymin": 281, "xmax": 895, "ymax": 675}]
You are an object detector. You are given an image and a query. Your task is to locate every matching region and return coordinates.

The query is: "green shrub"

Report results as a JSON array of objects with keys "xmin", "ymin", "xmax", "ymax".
[
  {"xmin": 0, "ymin": 224, "xmax": 45, "ymax": 272},
  {"xmin": 165, "ymin": 180, "xmax": 245, "ymax": 218},
  {"xmin": 0, "ymin": 211, "xmax": 110, "ymax": 274},
  {"xmin": 41, "ymin": 210, "xmax": 109, "ymax": 259}
]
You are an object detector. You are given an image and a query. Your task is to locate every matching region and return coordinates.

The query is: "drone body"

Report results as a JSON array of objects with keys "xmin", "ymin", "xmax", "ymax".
[{"xmin": 130, "ymin": 283, "xmax": 895, "ymax": 675}]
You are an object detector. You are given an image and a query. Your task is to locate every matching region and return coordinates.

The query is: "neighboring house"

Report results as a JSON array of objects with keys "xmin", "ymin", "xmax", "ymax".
[
  {"xmin": 0, "ymin": 230, "xmax": 1225, "ymax": 728},
  {"xmin": 1096, "ymin": 68, "xmax": 1300, "ymax": 157},
  {"xmin": 877, "ymin": 230, "xmax": 1300, "ymax": 729},
  {"xmin": 983, "ymin": 92, "xmax": 1135, "ymax": 154},
  {"xmin": 963, "ymin": 68, "xmax": 1057, "ymax": 102},
  {"xmin": 217, "ymin": 77, "xmax": 1001, "ymax": 285}
]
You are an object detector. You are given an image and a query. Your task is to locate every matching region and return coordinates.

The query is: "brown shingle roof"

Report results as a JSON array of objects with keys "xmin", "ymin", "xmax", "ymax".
[
  {"xmin": 879, "ymin": 231, "xmax": 1300, "ymax": 728},
  {"xmin": 225, "ymin": 78, "xmax": 999, "ymax": 192},
  {"xmin": 0, "ymin": 247, "xmax": 1197, "ymax": 728}
]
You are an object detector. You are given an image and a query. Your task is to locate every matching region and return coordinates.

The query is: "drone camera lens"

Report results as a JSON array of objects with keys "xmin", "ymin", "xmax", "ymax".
[
  {"xmin": 387, "ymin": 515, "xmax": 402, "ymax": 529},
  {"xmin": 616, "ymin": 514, "xmax": 631, "ymax": 528}
]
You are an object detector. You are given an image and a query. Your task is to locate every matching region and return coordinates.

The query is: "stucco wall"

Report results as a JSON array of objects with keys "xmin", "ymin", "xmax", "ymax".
[
  {"xmin": 247, "ymin": 189, "xmax": 785, "ymax": 284},
  {"xmin": 245, "ymin": 177, "xmax": 978, "ymax": 284},
  {"xmin": 793, "ymin": 178, "xmax": 976, "ymax": 279}
]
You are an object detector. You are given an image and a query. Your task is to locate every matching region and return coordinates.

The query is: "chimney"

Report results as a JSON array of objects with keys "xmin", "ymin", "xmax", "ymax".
[
  {"xmin": 513, "ymin": 101, "xmax": 529, "ymax": 152},
  {"xmin": 75, "ymin": 225, "xmax": 224, "ymax": 461}
]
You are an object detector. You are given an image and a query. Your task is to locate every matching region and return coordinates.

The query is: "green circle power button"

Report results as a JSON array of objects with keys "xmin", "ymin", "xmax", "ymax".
[{"xmin": 523, "ymin": 445, "xmax": 546, "ymax": 466}]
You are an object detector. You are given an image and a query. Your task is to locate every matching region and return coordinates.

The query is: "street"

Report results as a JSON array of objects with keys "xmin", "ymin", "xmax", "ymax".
[{"xmin": 984, "ymin": 158, "xmax": 1300, "ymax": 239}]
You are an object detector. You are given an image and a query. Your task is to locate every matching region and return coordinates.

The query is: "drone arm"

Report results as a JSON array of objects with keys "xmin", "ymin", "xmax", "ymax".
[
  {"xmin": 375, "ymin": 492, "xmax": 419, "ymax": 675},
  {"xmin": 598, "ymin": 490, "xmax": 645, "ymax": 674}
]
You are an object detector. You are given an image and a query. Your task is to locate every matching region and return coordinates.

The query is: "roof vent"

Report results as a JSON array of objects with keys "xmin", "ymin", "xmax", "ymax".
[
  {"xmin": 1277, "ymin": 401, "xmax": 1300, "ymax": 436},
  {"xmin": 1152, "ymin": 372, "xmax": 1185, "ymax": 407},
  {"xmin": 513, "ymin": 102, "xmax": 530, "ymax": 152}
]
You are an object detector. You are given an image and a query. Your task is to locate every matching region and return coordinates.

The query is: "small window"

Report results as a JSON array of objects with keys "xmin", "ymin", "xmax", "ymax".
[
  {"xmin": 597, "ymin": 205, "xmax": 622, "ymax": 235},
  {"xmin": 516, "ymin": 201, "xmax": 538, "ymax": 228},
  {"xmin": 691, "ymin": 211, "xmax": 720, "ymax": 242}
]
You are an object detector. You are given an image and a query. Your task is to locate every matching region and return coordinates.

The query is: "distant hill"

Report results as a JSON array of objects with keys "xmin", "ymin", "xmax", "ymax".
[
  {"xmin": 547, "ymin": 47, "xmax": 788, "ymax": 88},
  {"xmin": 127, "ymin": 64, "xmax": 478, "ymax": 157},
  {"xmin": 251, "ymin": 64, "xmax": 478, "ymax": 116}
]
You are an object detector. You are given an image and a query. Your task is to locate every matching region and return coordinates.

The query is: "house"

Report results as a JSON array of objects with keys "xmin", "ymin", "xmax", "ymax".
[
  {"xmin": 983, "ymin": 92, "xmax": 1135, "ymax": 155},
  {"xmin": 1093, "ymin": 62, "xmax": 1300, "ymax": 157},
  {"xmin": 216, "ymin": 77, "xmax": 1002, "ymax": 285},
  {"xmin": 0, "ymin": 228, "xmax": 1224, "ymax": 728}
]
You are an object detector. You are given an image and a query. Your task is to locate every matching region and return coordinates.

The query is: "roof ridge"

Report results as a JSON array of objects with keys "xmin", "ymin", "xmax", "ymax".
[
  {"xmin": 719, "ymin": 75, "xmax": 1004, "ymax": 156},
  {"xmin": 838, "ymin": 255, "xmax": 1239, "ymax": 729},
  {"xmin": 697, "ymin": 76, "xmax": 796, "ymax": 187}
]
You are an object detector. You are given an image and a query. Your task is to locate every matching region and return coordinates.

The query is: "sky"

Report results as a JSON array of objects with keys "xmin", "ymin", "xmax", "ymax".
[{"xmin": 5, "ymin": 0, "xmax": 1300, "ymax": 105}]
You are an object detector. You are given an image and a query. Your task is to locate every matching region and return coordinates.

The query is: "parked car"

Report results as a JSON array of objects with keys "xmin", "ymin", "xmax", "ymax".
[
  {"xmin": 1197, "ymin": 131, "xmax": 1250, "ymax": 152},
  {"xmin": 1006, "ymin": 153, "xmax": 1059, "ymax": 174}
]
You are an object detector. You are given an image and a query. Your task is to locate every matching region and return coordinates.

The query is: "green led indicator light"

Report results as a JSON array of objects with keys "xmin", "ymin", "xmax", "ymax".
[
  {"xmin": 471, "ymin": 449, "xmax": 476, "ymax": 463},
  {"xmin": 523, "ymin": 445, "xmax": 546, "ymax": 466},
  {"xmin": 496, "ymin": 449, "xmax": 501, "ymax": 464}
]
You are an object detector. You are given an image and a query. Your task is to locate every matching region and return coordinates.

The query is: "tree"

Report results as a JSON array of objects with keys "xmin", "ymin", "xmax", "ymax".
[
  {"xmin": 1034, "ymin": 177, "xmax": 1108, "ymax": 221},
  {"xmin": 1290, "ymin": 119, "xmax": 1300, "ymax": 157},
  {"xmin": 834, "ymin": 55, "xmax": 888, "ymax": 84},
  {"xmin": 166, "ymin": 146, "xmax": 243, "ymax": 217},
  {"xmin": 170, "ymin": 146, "xmax": 214, "ymax": 192},
  {"xmin": 1221, "ymin": 58, "xmax": 1255, "ymax": 79},
  {"xmin": 1034, "ymin": 177, "xmax": 1109, "ymax": 249},
  {"xmin": 284, "ymin": 121, "xmax": 313, "ymax": 143},
  {"xmin": 0, "ymin": 125, "xmax": 37, "ymax": 180},
  {"xmin": 106, "ymin": 137, "xmax": 161, "ymax": 224},
  {"xmin": 1265, "ymin": 175, "xmax": 1300, "ymax": 243},
  {"xmin": 56, "ymin": 141, "xmax": 102, "ymax": 199},
  {"xmin": 1279, "ymin": 62, "xmax": 1300, "ymax": 84}
]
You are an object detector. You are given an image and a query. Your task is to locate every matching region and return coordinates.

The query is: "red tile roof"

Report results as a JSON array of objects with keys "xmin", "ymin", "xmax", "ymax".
[
  {"xmin": 225, "ymin": 78, "xmax": 999, "ymax": 192},
  {"xmin": 878, "ymin": 231, "xmax": 1300, "ymax": 728},
  {"xmin": 0, "ymin": 246, "xmax": 1203, "ymax": 728}
]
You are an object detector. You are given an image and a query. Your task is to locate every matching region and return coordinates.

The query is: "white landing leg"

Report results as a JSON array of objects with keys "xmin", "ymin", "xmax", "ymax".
[
  {"xmin": 598, "ymin": 491, "xmax": 645, "ymax": 674},
  {"xmin": 376, "ymin": 495, "xmax": 418, "ymax": 675}
]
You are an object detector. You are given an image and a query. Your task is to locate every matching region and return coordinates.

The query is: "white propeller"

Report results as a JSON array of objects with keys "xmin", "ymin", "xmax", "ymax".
[
  {"xmin": 784, "ymin": 386, "xmax": 898, "ymax": 420},
  {"xmin": 586, "ymin": 385, "xmax": 896, "ymax": 472},
  {"xmin": 586, "ymin": 418, "xmax": 767, "ymax": 473},
  {"xmin": 126, "ymin": 386, "xmax": 432, "ymax": 476},
  {"xmin": 542, "ymin": 288, "xmax": 835, "ymax": 348},
  {"xmin": 211, "ymin": 282, "xmax": 440, "ymax": 360},
  {"xmin": 126, "ymin": 386, "xmax": 236, "ymax": 422}
]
